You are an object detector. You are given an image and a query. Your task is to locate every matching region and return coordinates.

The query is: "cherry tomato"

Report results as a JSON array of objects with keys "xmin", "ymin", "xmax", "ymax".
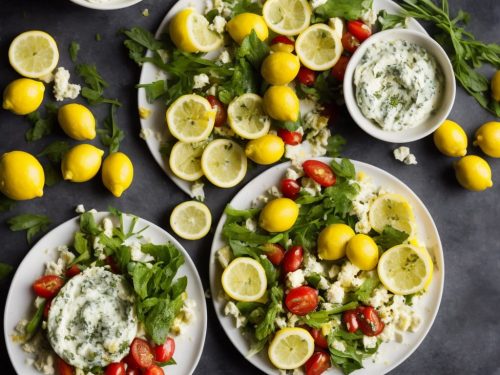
[
  {"xmin": 43, "ymin": 299, "xmax": 52, "ymax": 320},
  {"xmin": 282, "ymin": 245, "xmax": 303, "ymax": 273},
  {"xmin": 56, "ymin": 357, "xmax": 74, "ymax": 375},
  {"xmin": 144, "ymin": 365, "xmax": 164, "ymax": 375},
  {"xmin": 341, "ymin": 32, "xmax": 360, "ymax": 54},
  {"xmin": 347, "ymin": 20, "xmax": 372, "ymax": 42},
  {"xmin": 271, "ymin": 35, "xmax": 294, "ymax": 46},
  {"xmin": 129, "ymin": 338, "xmax": 154, "ymax": 369},
  {"xmin": 65, "ymin": 264, "xmax": 81, "ymax": 278},
  {"xmin": 32, "ymin": 275, "xmax": 64, "ymax": 299},
  {"xmin": 125, "ymin": 369, "xmax": 140, "ymax": 375},
  {"xmin": 330, "ymin": 56, "xmax": 350, "ymax": 82},
  {"xmin": 277, "ymin": 128, "xmax": 303, "ymax": 145},
  {"xmin": 106, "ymin": 256, "xmax": 120, "ymax": 274},
  {"xmin": 154, "ymin": 337, "xmax": 175, "ymax": 363},
  {"xmin": 297, "ymin": 67, "xmax": 316, "ymax": 86},
  {"xmin": 356, "ymin": 306, "xmax": 385, "ymax": 336},
  {"xmin": 285, "ymin": 286, "xmax": 319, "ymax": 316},
  {"xmin": 105, "ymin": 362, "xmax": 126, "ymax": 375},
  {"xmin": 280, "ymin": 178, "xmax": 301, "ymax": 200},
  {"xmin": 262, "ymin": 243, "xmax": 286, "ymax": 266},
  {"xmin": 309, "ymin": 328, "xmax": 329, "ymax": 349},
  {"xmin": 302, "ymin": 160, "xmax": 336, "ymax": 187},
  {"xmin": 305, "ymin": 351, "xmax": 331, "ymax": 375},
  {"xmin": 206, "ymin": 95, "xmax": 227, "ymax": 127},
  {"xmin": 123, "ymin": 354, "xmax": 139, "ymax": 370},
  {"xmin": 342, "ymin": 309, "xmax": 359, "ymax": 333}
]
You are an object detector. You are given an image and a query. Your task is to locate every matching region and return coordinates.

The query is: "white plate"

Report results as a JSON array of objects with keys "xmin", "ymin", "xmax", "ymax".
[
  {"xmin": 137, "ymin": 0, "xmax": 427, "ymax": 197},
  {"xmin": 209, "ymin": 158, "xmax": 444, "ymax": 375},
  {"xmin": 4, "ymin": 212, "xmax": 207, "ymax": 375},
  {"xmin": 69, "ymin": 0, "xmax": 143, "ymax": 10}
]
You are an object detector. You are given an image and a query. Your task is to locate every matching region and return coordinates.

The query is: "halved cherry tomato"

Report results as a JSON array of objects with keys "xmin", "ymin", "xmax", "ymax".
[
  {"xmin": 341, "ymin": 32, "xmax": 360, "ymax": 54},
  {"xmin": 129, "ymin": 338, "xmax": 154, "ymax": 369},
  {"xmin": 105, "ymin": 362, "xmax": 126, "ymax": 375},
  {"xmin": 206, "ymin": 95, "xmax": 227, "ymax": 127},
  {"xmin": 347, "ymin": 20, "xmax": 372, "ymax": 42},
  {"xmin": 43, "ymin": 299, "xmax": 52, "ymax": 320},
  {"xmin": 125, "ymin": 369, "xmax": 140, "ymax": 375},
  {"xmin": 302, "ymin": 160, "xmax": 336, "ymax": 187},
  {"xmin": 330, "ymin": 56, "xmax": 350, "ymax": 82},
  {"xmin": 65, "ymin": 264, "xmax": 81, "ymax": 278},
  {"xmin": 144, "ymin": 365, "xmax": 164, "ymax": 375},
  {"xmin": 285, "ymin": 286, "xmax": 319, "ymax": 316},
  {"xmin": 277, "ymin": 128, "xmax": 303, "ymax": 145},
  {"xmin": 342, "ymin": 309, "xmax": 359, "ymax": 333},
  {"xmin": 280, "ymin": 178, "xmax": 301, "ymax": 200},
  {"xmin": 32, "ymin": 275, "xmax": 64, "ymax": 299},
  {"xmin": 271, "ymin": 35, "xmax": 294, "ymax": 46},
  {"xmin": 297, "ymin": 67, "xmax": 316, "ymax": 86},
  {"xmin": 262, "ymin": 243, "xmax": 286, "ymax": 266},
  {"xmin": 356, "ymin": 306, "xmax": 385, "ymax": 336},
  {"xmin": 123, "ymin": 354, "xmax": 139, "ymax": 370},
  {"xmin": 154, "ymin": 337, "xmax": 175, "ymax": 363},
  {"xmin": 282, "ymin": 245, "xmax": 303, "ymax": 273},
  {"xmin": 305, "ymin": 351, "xmax": 331, "ymax": 375},
  {"xmin": 56, "ymin": 357, "xmax": 74, "ymax": 375},
  {"xmin": 309, "ymin": 327, "xmax": 329, "ymax": 349}
]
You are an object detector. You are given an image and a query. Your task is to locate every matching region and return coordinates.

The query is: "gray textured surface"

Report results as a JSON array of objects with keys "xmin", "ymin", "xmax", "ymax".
[{"xmin": 0, "ymin": 0, "xmax": 499, "ymax": 374}]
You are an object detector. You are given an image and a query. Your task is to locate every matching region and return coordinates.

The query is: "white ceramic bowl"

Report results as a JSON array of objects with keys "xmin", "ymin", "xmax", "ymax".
[
  {"xmin": 343, "ymin": 29, "xmax": 456, "ymax": 143},
  {"xmin": 69, "ymin": 0, "xmax": 143, "ymax": 10}
]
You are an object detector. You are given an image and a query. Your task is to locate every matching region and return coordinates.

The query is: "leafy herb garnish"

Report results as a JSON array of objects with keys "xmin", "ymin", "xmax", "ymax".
[
  {"xmin": 313, "ymin": 0, "xmax": 373, "ymax": 23},
  {"xmin": 8, "ymin": 214, "xmax": 51, "ymax": 244},
  {"xmin": 0, "ymin": 195, "xmax": 16, "ymax": 212},
  {"xmin": 0, "ymin": 263, "xmax": 14, "ymax": 281},
  {"xmin": 373, "ymin": 225, "xmax": 409, "ymax": 251},
  {"xmin": 98, "ymin": 104, "xmax": 125, "ymax": 153},
  {"xmin": 326, "ymin": 134, "xmax": 346, "ymax": 157},
  {"xmin": 69, "ymin": 41, "xmax": 80, "ymax": 63},
  {"xmin": 25, "ymin": 103, "xmax": 58, "ymax": 142},
  {"xmin": 37, "ymin": 141, "xmax": 71, "ymax": 187},
  {"xmin": 76, "ymin": 64, "xmax": 121, "ymax": 106}
]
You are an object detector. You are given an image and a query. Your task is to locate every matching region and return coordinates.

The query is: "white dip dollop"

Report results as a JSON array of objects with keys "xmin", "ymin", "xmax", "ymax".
[{"xmin": 354, "ymin": 39, "xmax": 443, "ymax": 131}]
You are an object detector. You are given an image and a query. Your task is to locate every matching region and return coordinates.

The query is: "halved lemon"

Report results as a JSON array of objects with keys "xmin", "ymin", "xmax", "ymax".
[
  {"xmin": 295, "ymin": 24, "xmax": 343, "ymax": 71},
  {"xmin": 166, "ymin": 94, "xmax": 216, "ymax": 143},
  {"xmin": 8, "ymin": 30, "xmax": 59, "ymax": 79},
  {"xmin": 268, "ymin": 328, "xmax": 315, "ymax": 369},
  {"xmin": 228, "ymin": 93, "xmax": 271, "ymax": 139},
  {"xmin": 377, "ymin": 244, "xmax": 434, "ymax": 295},
  {"xmin": 201, "ymin": 139, "xmax": 247, "ymax": 188},
  {"xmin": 169, "ymin": 141, "xmax": 205, "ymax": 181},
  {"xmin": 170, "ymin": 200, "xmax": 212, "ymax": 240},
  {"xmin": 262, "ymin": 0, "xmax": 312, "ymax": 36},
  {"xmin": 368, "ymin": 193, "xmax": 416, "ymax": 237},
  {"xmin": 221, "ymin": 257, "xmax": 267, "ymax": 302}
]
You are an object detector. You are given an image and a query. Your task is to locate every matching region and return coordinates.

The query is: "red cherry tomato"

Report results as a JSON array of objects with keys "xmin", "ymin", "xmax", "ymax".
[
  {"xmin": 206, "ymin": 95, "xmax": 227, "ymax": 127},
  {"xmin": 106, "ymin": 256, "xmax": 120, "ymax": 273},
  {"xmin": 262, "ymin": 243, "xmax": 286, "ymax": 266},
  {"xmin": 280, "ymin": 178, "xmax": 301, "ymax": 200},
  {"xmin": 105, "ymin": 362, "xmax": 126, "ymax": 375},
  {"xmin": 282, "ymin": 245, "xmax": 303, "ymax": 273},
  {"xmin": 125, "ymin": 369, "xmax": 141, "ymax": 375},
  {"xmin": 302, "ymin": 160, "xmax": 336, "ymax": 187},
  {"xmin": 305, "ymin": 351, "xmax": 331, "ymax": 375},
  {"xmin": 356, "ymin": 306, "xmax": 385, "ymax": 336},
  {"xmin": 285, "ymin": 286, "xmax": 319, "ymax": 316},
  {"xmin": 342, "ymin": 309, "xmax": 359, "ymax": 333},
  {"xmin": 154, "ymin": 337, "xmax": 175, "ymax": 363},
  {"xmin": 330, "ymin": 56, "xmax": 350, "ymax": 82},
  {"xmin": 65, "ymin": 264, "xmax": 81, "ymax": 278},
  {"xmin": 309, "ymin": 328, "xmax": 329, "ymax": 349},
  {"xmin": 271, "ymin": 35, "xmax": 294, "ymax": 46},
  {"xmin": 341, "ymin": 32, "xmax": 360, "ymax": 54},
  {"xmin": 56, "ymin": 357, "xmax": 74, "ymax": 375},
  {"xmin": 297, "ymin": 67, "xmax": 316, "ymax": 86},
  {"xmin": 277, "ymin": 128, "xmax": 303, "ymax": 145},
  {"xmin": 347, "ymin": 20, "xmax": 372, "ymax": 42},
  {"xmin": 129, "ymin": 338, "xmax": 154, "ymax": 369},
  {"xmin": 144, "ymin": 365, "xmax": 164, "ymax": 375},
  {"xmin": 32, "ymin": 275, "xmax": 64, "ymax": 299},
  {"xmin": 123, "ymin": 354, "xmax": 139, "ymax": 370},
  {"xmin": 43, "ymin": 299, "xmax": 52, "ymax": 320}
]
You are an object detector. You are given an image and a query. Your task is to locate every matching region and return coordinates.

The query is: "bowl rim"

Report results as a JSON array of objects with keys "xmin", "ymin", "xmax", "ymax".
[
  {"xmin": 68, "ymin": 0, "xmax": 143, "ymax": 10},
  {"xmin": 343, "ymin": 28, "xmax": 456, "ymax": 143}
]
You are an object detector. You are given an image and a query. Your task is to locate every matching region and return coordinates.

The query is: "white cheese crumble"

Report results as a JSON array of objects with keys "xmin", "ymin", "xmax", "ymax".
[
  {"xmin": 245, "ymin": 218, "xmax": 257, "ymax": 232},
  {"xmin": 102, "ymin": 217, "xmax": 113, "ymax": 237},
  {"xmin": 193, "ymin": 73, "xmax": 210, "ymax": 89},
  {"xmin": 75, "ymin": 204, "xmax": 85, "ymax": 213},
  {"xmin": 310, "ymin": 0, "xmax": 327, "ymax": 9},
  {"xmin": 130, "ymin": 241, "xmax": 155, "ymax": 263},
  {"xmin": 191, "ymin": 180, "xmax": 205, "ymax": 201},
  {"xmin": 368, "ymin": 288, "xmax": 391, "ymax": 309},
  {"xmin": 325, "ymin": 281, "xmax": 345, "ymax": 304},
  {"xmin": 363, "ymin": 335, "xmax": 378, "ymax": 349},
  {"xmin": 209, "ymin": 15, "xmax": 227, "ymax": 33},
  {"xmin": 285, "ymin": 166, "xmax": 304, "ymax": 180},
  {"xmin": 285, "ymin": 143, "xmax": 313, "ymax": 167},
  {"xmin": 328, "ymin": 17, "xmax": 344, "ymax": 39},
  {"xmin": 53, "ymin": 67, "xmax": 81, "ymax": 101},
  {"xmin": 337, "ymin": 261, "xmax": 361, "ymax": 288},
  {"xmin": 394, "ymin": 146, "xmax": 418, "ymax": 165},
  {"xmin": 218, "ymin": 49, "xmax": 232, "ymax": 64},
  {"xmin": 301, "ymin": 177, "xmax": 322, "ymax": 196},
  {"xmin": 331, "ymin": 339, "xmax": 346, "ymax": 352},
  {"xmin": 286, "ymin": 269, "xmax": 305, "ymax": 289},
  {"xmin": 224, "ymin": 301, "xmax": 246, "ymax": 328}
]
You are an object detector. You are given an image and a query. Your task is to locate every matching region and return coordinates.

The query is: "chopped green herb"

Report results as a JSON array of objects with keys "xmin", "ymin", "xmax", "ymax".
[
  {"xmin": 373, "ymin": 225, "xmax": 409, "ymax": 251},
  {"xmin": 76, "ymin": 63, "xmax": 121, "ymax": 106},
  {"xmin": 98, "ymin": 104, "xmax": 125, "ymax": 153},
  {"xmin": 25, "ymin": 103, "xmax": 58, "ymax": 142},
  {"xmin": 313, "ymin": 0, "xmax": 373, "ymax": 23},
  {"xmin": 0, "ymin": 195, "xmax": 16, "ymax": 212},
  {"xmin": 0, "ymin": 263, "xmax": 14, "ymax": 281},
  {"xmin": 69, "ymin": 41, "xmax": 80, "ymax": 63},
  {"xmin": 326, "ymin": 134, "xmax": 346, "ymax": 157},
  {"xmin": 95, "ymin": 33, "xmax": 102, "ymax": 41},
  {"xmin": 37, "ymin": 141, "xmax": 70, "ymax": 163},
  {"xmin": 231, "ymin": 0, "xmax": 263, "ymax": 16},
  {"xmin": 7, "ymin": 214, "xmax": 51, "ymax": 244},
  {"xmin": 376, "ymin": 10, "xmax": 408, "ymax": 31}
]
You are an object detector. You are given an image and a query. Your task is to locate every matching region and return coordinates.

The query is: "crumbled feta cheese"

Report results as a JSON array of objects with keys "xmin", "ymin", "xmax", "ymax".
[
  {"xmin": 410, "ymin": 313, "xmax": 421, "ymax": 332},
  {"xmin": 75, "ymin": 204, "xmax": 85, "ymax": 213},
  {"xmin": 331, "ymin": 339, "xmax": 346, "ymax": 352},
  {"xmin": 287, "ymin": 313, "xmax": 300, "ymax": 327},
  {"xmin": 267, "ymin": 185, "xmax": 282, "ymax": 198},
  {"xmin": 130, "ymin": 241, "xmax": 155, "ymax": 263},
  {"xmin": 363, "ymin": 335, "xmax": 378, "ymax": 349},
  {"xmin": 251, "ymin": 194, "xmax": 269, "ymax": 208},
  {"xmin": 301, "ymin": 177, "xmax": 322, "ymax": 196},
  {"xmin": 328, "ymin": 17, "xmax": 344, "ymax": 39},
  {"xmin": 93, "ymin": 236, "xmax": 107, "ymax": 260},
  {"xmin": 44, "ymin": 246, "xmax": 75, "ymax": 277},
  {"xmin": 368, "ymin": 288, "xmax": 391, "ymax": 309},
  {"xmin": 317, "ymin": 276, "xmax": 330, "ymax": 290},
  {"xmin": 102, "ymin": 218, "xmax": 113, "ymax": 237},
  {"xmin": 380, "ymin": 323, "xmax": 395, "ymax": 342},
  {"xmin": 303, "ymin": 251, "xmax": 324, "ymax": 276},
  {"xmin": 181, "ymin": 299, "xmax": 197, "ymax": 323},
  {"xmin": 209, "ymin": 15, "xmax": 227, "ymax": 33},
  {"xmin": 275, "ymin": 316, "xmax": 287, "ymax": 329},
  {"xmin": 393, "ymin": 146, "xmax": 418, "ymax": 165},
  {"xmin": 303, "ymin": 111, "xmax": 329, "ymax": 132},
  {"xmin": 325, "ymin": 281, "xmax": 345, "ymax": 304},
  {"xmin": 35, "ymin": 296, "xmax": 45, "ymax": 308},
  {"xmin": 224, "ymin": 301, "xmax": 246, "ymax": 328},
  {"xmin": 245, "ymin": 218, "xmax": 257, "ymax": 232},
  {"xmin": 395, "ymin": 309, "xmax": 412, "ymax": 331},
  {"xmin": 328, "ymin": 264, "xmax": 340, "ymax": 279},
  {"xmin": 193, "ymin": 73, "xmax": 210, "ymax": 89},
  {"xmin": 337, "ymin": 261, "xmax": 361, "ymax": 288},
  {"xmin": 207, "ymin": 84, "xmax": 218, "ymax": 96},
  {"xmin": 286, "ymin": 269, "xmax": 305, "ymax": 289},
  {"xmin": 191, "ymin": 181, "xmax": 205, "ymax": 201},
  {"xmin": 310, "ymin": 0, "xmax": 327, "ymax": 9},
  {"xmin": 217, "ymin": 246, "xmax": 233, "ymax": 269},
  {"xmin": 285, "ymin": 143, "xmax": 313, "ymax": 167},
  {"xmin": 53, "ymin": 67, "xmax": 81, "ymax": 101},
  {"xmin": 285, "ymin": 166, "xmax": 304, "ymax": 180},
  {"xmin": 218, "ymin": 49, "xmax": 232, "ymax": 64},
  {"xmin": 361, "ymin": 8, "xmax": 378, "ymax": 26},
  {"xmin": 138, "ymin": 107, "xmax": 151, "ymax": 119},
  {"xmin": 349, "ymin": 175, "xmax": 379, "ymax": 234}
]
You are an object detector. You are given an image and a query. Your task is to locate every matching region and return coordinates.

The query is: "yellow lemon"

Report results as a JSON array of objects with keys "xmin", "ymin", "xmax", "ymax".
[
  {"xmin": 473, "ymin": 121, "xmax": 500, "ymax": 158},
  {"xmin": 226, "ymin": 13, "xmax": 269, "ymax": 44},
  {"xmin": 454, "ymin": 155, "xmax": 493, "ymax": 191},
  {"xmin": 101, "ymin": 152, "xmax": 134, "ymax": 197},
  {"xmin": 2, "ymin": 78, "xmax": 44, "ymax": 115},
  {"xmin": 433, "ymin": 120, "xmax": 468, "ymax": 157},
  {"xmin": 317, "ymin": 223, "xmax": 355, "ymax": 260},
  {"xmin": 61, "ymin": 144, "xmax": 104, "ymax": 183},
  {"xmin": 491, "ymin": 70, "xmax": 500, "ymax": 102},
  {"xmin": 0, "ymin": 151, "xmax": 44, "ymax": 200},
  {"xmin": 245, "ymin": 134, "xmax": 285, "ymax": 165},
  {"xmin": 268, "ymin": 328, "xmax": 314, "ymax": 370},
  {"xmin": 346, "ymin": 234, "xmax": 379, "ymax": 271},
  {"xmin": 263, "ymin": 86, "xmax": 299, "ymax": 122},
  {"xmin": 261, "ymin": 52, "xmax": 300, "ymax": 85},
  {"xmin": 58, "ymin": 103, "xmax": 96, "ymax": 141},
  {"xmin": 259, "ymin": 197, "xmax": 299, "ymax": 232}
]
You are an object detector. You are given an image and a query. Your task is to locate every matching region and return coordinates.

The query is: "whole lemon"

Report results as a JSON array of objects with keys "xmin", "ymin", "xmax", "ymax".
[
  {"xmin": 3, "ymin": 78, "xmax": 45, "ymax": 115},
  {"xmin": 454, "ymin": 155, "xmax": 493, "ymax": 191},
  {"xmin": 317, "ymin": 224, "xmax": 355, "ymax": 260},
  {"xmin": 0, "ymin": 151, "xmax": 44, "ymax": 200},
  {"xmin": 263, "ymin": 86, "xmax": 300, "ymax": 122},
  {"xmin": 433, "ymin": 120, "xmax": 468, "ymax": 157},
  {"xmin": 473, "ymin": 121, "xmax": 500, "ymax": 158},
  {"xmin": 259, "ymin": 197, "xmax": 299, "ymax": 232},
  {"xmin": 62, "ymin": 144, "xmax": 104, "ymax": 183},
  {"xmin": 58, "ymin": 103, "xmax": 96, "ymax": 141},
  {"xmin": 491, "ymin": 71, "xmax": 500, "ymax": 102},
  {"xmin": 346, "ymin": 234, "xmax": 379, "ymax": 271},
  {"xmin": 261, "ymin": 52, "xmax": 300, "ymax": 85},
  {"xmin": 245, "ymin": 134, "xmax": 285, "ymax": 165},
  {"xmin": 226, "ymin": 13, "xmax": 269, "ymax": 45},
  {"xmin": 102, "ymin": 152, "xmax": 134, "ymax": 197}
]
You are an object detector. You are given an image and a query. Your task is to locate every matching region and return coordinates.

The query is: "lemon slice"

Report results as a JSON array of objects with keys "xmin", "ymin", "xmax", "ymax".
[
  {"xmin": 262, "ymin": 0, "xmax": 312, "ymax": 36},
  {"xmin": 169, "ymin": 8, "xmax": 222, "ymax": 53},
  {"xmin": 221, "ymin": 257, "xmax": 267, "ymax": 302},
  {"xmin": 166, "ymin": 94, "xmax": 216, "ymax": 143},
  {"xmin": 228, "ymin": 93, "xmax": 271, "ymax": 139},
  {"xmin": 377, "ymin": 244, "xmax": 433, "ymax": 295},
  {"xmin": 8, "ymin": 30, "xmax": 59, "ymax": 79},
  {"xmin": 169, "ymin": 141, "xmax": 205, "ymax": 181},
  {"xmin": 368, "ymin": 193, "xmax": 416, "ymax": 237},
  {"xmin": 295, "ymin": 24, "xmax": 343, "ymax": 71},
  {"xmin": 170, "ymin": 201, "xmax": 212, "ymax": 240},
  {"xmin": 201, "ymin": 139, "xmax": 247, "ymax": 188},
  {"xmin": 268, "ymin": 328, "xmax": 314, "ymax": 369}
]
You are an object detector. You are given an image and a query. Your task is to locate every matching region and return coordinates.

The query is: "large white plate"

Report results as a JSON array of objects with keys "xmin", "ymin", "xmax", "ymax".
[
  {"xmin": 209, "ymin": 158, "xmax": 444, "ymax": 374},
  {"xmin": 137, "ymin": 0, "xmax": 427, "ymax": 197},
  {"xmin": 4, "ymin": 212, "xmax": 207, "ymax": 375}
]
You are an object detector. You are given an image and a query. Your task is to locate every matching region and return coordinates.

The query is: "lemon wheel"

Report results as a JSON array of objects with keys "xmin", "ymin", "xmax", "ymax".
[
  {"xmin": 221, "ymin": 257, "xmax": 267, "ymax": 302},
  {"xmin": 169, "ymin": 141, "xmax": 205, "ymax": 181},
  {"xmin": 268, "ymin": 328, "xmax": 315, "ymax": 369},
  {"xmin": 201, "ymin": 139, "xmax": 247, "ymax": 188},
  {"xmin": 170, "ymin": 200, "xmax": 212, "ymax": 240},
  {"xmin": 262, "ymin": 0, "xmax": 312, "ymax": 36},
  {"xmin": 228, "ymin": 93, "xmax": 271, "ymax": 139},
  {"xmin": 295, "ymin": 24, "xmax": 343, "ymax": 71}
]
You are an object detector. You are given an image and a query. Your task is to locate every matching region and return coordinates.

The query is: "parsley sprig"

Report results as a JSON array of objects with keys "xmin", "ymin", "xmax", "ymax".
[{"xmin": 7, "ymin": 214, "xmax": 51, "ymax": 244}]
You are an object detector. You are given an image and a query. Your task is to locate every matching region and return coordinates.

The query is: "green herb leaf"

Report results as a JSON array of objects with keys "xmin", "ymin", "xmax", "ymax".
[
  {"xmin": 38, "ymin": 141, "xmax": 70, "ymax": 163},
  {"xmin": 137, "ymin": 80, "xmax": 168, "ymax": 103},
  {"xmin": 237, "ymin": 30, "xmax": 270, "ymax": 70},
  {"xmin": 255, "ymin": 286, "xmax": 282, "ymax": 341},
  {"xmin": 314, "ymin": 0, "xmax": 373, "ymax": 22},
  {"xmin": 301, "ymin": 301, "xmax": 358, "ymax": 328},
  {"xmin": 373, "ymin": 225, "xmax": 409, "ymax": 250},
  {"xmin": 376, "ymin": 10, "xmax": 408, "ymax": 31},
  {"xmin": 353, "ymin": 277, "xmax": 379, "ymax": 304},
  {"xmin": 25, "ymin": 300, "xmax": 46, "ymax": 339},
  {"xmin": 69, "ymin": 41, "xmax": 80, "ymax": 63},
  {"xmin": 98, "ymin": 103, "xmax": 125, "ymax": 153},
  {"xmin": 223, "ymin": 223, "xmax": 283, "ymax": 245},
  {"xmin": 123, "ymin": 27, "xmax": 164, "ymax": 51},
  {"xmin": 25, "ymin": 103, "xmax": 58, "ymax": 142},
  {"xmin": 326, "ymin": 134, "xmax": 346, "ymax": 157},
  {"xmin": 330, "ymin": 158, "xmax": 356, "ymax": 179},
  {"xmin": 7, "ymin": 214, "xmax": 51, "ymax": 244},
  {"xmin": 232, "ymin": 0, "xmax": 263, "ymax": 15},
  {"xmin": 0, "ymin": 195, "xmax": 16, "ymax": 212},
  {"xmin": 0, "ymin": 263, "xmax": 14, "ymax": 280}
]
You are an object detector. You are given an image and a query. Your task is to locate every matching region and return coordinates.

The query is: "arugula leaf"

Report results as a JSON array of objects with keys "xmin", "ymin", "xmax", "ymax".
[
  {"xmin": 301, "ymin": 301, "xmax": 358, "ymax": 328},
  {"xmin": 352, "ymin": 277, "xmax": 379, "ymax": 304},
  {"xmin": 224, "ymin": 205, "xmax": 260, "ymax": 221},
  {"xmin": 330, "ymin": 158, "xmax": 356, "ymax": 179},
  {"xmin": 98, "ymin": 103, "xmax": 125, "ymax": 153},
  {"xmin": 237, "ymin": 30, "xmax": 270, "ymax": 69},
  {"xmin": 0, "ymin": 263, "xmax": 14, "ymax": 280},
  {"xmin": 255, "ymin": 286, "xmax": 282, "ymax": 341},
  {"xmin": 231, "ymin": 0, "xmax": 263, "ymax": 15},
  {"xmin": 170, "ymin": 276, "xmax": 188, "ymax": 299},
  {"xmin": 326, "ymin": 134, "xmax": 346, "ymax": 157},
  {"xmin": 123, "ymin": 27, "xmax": 164, "ymax": 51},
  {"xmin": 69, "ymin": 41, "xmax": 80, "ymax": 63},
  {"xmin": 0, "ymin": 195, "xmax": 16, "ymax": 212},
  {"xmin": 324, "ymin": 180, "xmax": 360, "ymax": 218},
  {"xmin": 376, "ymin": 10, "xmax": 408, "ymax": 31},
  {"xmin": 373, "ymin": 225, "xmax": 409, "ymax": 250},
  {"xmin": 137, "ymin": 80, "xmax": 168, "ymax": 103},
  {"xmin": 218, "ymin": 58, "xmax": 258, "ymax": 104},
  {"xmin": 143, "ymin": 295, "xmax": 184, "ymax": 344},
  {"xmin": 223, "ymin": 223, "xmax": 283, "ymax": 245},
  {"xmin": 7, "ymin": 214, "xmax": 51, "ymax": 244},
  {"xmin": 314, "ymin": 0, "xmax": 373, "ymax": 22},
  {"xmin": 76, "ymin": 64, "xmax": 121, "ymax": 106},
  {"xmin": 79, "ymin": 212, "xmax": 101, "ymax": 236},
  {"xmin": 25, "ymin": 300, "xmax": 46, "ymax": 339},
  {"xmin": 25, "ymin": 103, "xmax": 58, "ymax": 142}
]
